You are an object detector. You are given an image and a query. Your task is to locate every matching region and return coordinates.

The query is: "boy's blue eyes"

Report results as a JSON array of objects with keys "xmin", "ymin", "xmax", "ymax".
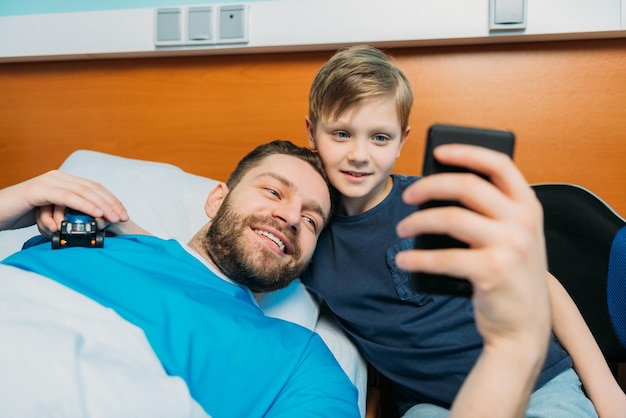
[
  {"xmin": 373, "ymin": 135, "xmax": 389, "ymax": 143},
  {"xmin": 332, "ymin": 131, "xmax": 390, "ymax": 143}
]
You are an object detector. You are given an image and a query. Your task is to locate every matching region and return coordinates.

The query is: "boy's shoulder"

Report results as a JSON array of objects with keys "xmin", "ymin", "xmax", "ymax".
[{"xmin": 392, "ymin": 174, "xmax": 421, "ymax": 191}]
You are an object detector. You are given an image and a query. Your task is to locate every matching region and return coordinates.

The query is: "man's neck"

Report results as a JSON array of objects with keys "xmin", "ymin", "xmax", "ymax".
[{"xmin": 187, "ymin": 233, "xmax": 264, "ymax": 302}]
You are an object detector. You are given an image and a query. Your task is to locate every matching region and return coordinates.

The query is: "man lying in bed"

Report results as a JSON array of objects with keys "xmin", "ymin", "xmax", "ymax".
[
  {"xmin": 0, "ymin": 139, "xmax": 553, "ymax": 418},
  {"xmin": 0, "ymin": 140, "xmax": 359, "ymax": 417}
]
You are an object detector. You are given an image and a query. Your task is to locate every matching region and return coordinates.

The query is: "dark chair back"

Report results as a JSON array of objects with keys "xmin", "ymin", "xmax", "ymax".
[{"xmin": 533, "ymin": 183, "xmax": 626, "ymax": 364}]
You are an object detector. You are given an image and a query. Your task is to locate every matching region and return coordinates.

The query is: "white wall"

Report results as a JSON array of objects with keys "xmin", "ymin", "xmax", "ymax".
[{"xmin": 1, "ymin": 0, "xmax": 624, "ymax": 63}]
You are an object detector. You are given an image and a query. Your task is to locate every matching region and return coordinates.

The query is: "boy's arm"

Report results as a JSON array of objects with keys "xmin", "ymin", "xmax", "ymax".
[{"xmin": 548, "ymin": 273, "xmax": 626, "ymax": 417}]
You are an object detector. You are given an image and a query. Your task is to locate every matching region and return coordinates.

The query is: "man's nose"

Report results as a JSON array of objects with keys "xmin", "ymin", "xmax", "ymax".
[{"xmin": 273, "ymin": 200, "xmax": 300, "ymax": 234}]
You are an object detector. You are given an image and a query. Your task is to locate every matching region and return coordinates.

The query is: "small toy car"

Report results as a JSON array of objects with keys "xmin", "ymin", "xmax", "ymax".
[{"xmin": 51, "ymin": 208, "xmax": 105, "ymax": 249}]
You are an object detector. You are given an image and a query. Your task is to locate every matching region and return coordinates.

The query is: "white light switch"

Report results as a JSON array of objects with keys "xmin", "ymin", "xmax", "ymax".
[
  {"xmin": 188, "ymin": 6, "xmax": 215, "ymax": 44},
  {"xmin": 495, "ymin": 0, "xmax": 524, "ymax": 24},
  {"xmin": 155, "ymin": 8, "xmax": 183, "ymax": 46},
  {"xmin": 489, "ymin": 0, "xmax": 526, "ymax": 31}
]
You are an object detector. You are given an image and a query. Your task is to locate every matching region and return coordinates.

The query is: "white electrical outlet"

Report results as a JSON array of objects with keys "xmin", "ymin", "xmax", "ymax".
[{"xmin": 217, "ymin": 5, "xmax": 249, "ymax": 44}]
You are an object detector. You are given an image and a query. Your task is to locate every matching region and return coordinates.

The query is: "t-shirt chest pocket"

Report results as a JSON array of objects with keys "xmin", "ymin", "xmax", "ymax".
[{"xmin": 386, "ymin": 238, "xmax": 429, "ymax": 302}]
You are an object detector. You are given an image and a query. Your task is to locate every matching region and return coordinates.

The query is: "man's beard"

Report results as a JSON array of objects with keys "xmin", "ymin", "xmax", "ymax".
[{"xmin": 201, "ymin": 197, "xmax": 307, "ymax": 292}]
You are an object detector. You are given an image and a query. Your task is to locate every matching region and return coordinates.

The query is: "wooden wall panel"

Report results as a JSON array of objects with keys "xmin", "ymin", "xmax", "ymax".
[
  {"xmin": 0, "ymin": 53, "xmax": 319, "ymax": 186},
  {"xmin": 393, "ymin": 40, "xmax": 626, "ymax": 216},
  {"xmin": 1, "ymin": 38, "xmax": 625, "ymax": 213}
]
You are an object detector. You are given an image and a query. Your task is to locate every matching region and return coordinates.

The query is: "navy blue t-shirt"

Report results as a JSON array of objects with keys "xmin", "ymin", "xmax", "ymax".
[{"xmin": 301, "ymin": 174, "xmax": 572, "ymax": 415}]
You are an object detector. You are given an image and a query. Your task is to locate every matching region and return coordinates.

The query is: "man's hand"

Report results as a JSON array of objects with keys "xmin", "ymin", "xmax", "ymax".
[{"xmin": 0, "ymin": 170, "xmax": 129, "ymax": 236}]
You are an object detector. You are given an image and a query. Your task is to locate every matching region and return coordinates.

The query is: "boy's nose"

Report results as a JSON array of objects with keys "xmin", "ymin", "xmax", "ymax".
[{"xmin": 348, "ymin": 141, "xmax": 370, "ymax": 163}]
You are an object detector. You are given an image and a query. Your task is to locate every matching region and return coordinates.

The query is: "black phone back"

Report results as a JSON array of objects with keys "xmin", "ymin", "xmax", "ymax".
[
  {"xmin": 423, "ymin": 124, "xmax": 515, "ymax": 177},
  {"xmin": 412, "ymin": 124, "xmax": 515, "ymax": 297}
]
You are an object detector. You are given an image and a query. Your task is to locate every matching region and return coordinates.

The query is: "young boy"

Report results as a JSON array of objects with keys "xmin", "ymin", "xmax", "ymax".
[{"xmin": 301, "ymin": 45, "xmax": 626, "ymax": 417}]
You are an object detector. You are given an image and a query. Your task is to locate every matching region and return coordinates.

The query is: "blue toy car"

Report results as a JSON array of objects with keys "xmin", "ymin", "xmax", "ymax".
[{"xmin": 51, "ymin": 208, "xmax": 105, "ymax": 249}]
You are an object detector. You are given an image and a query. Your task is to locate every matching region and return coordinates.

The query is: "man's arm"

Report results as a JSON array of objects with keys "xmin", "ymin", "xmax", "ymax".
[
  {"xmin": 396, "ymin": 143, "xmax": 551, "ymax": 418},
  {"xmin": 0, "ymin": 170, "xmax": 129, "ymax": 233},
  {"xmin": 105, "ymin": 220, "xmax": 153, "ymax": 236},
  {"xmin": 266, "ymin": 333, "xmax": 360, "ymax": 418}
]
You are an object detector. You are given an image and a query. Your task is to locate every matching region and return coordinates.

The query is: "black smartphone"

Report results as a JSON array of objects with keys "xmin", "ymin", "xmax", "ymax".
[{"xmin": 411, "ymin": 123, "xmax": 516, "ymax": 297}]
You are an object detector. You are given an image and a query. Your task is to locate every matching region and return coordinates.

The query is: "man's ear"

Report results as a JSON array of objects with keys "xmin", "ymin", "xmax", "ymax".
[
  {"xmin": 205, "ymin": 182, "xmax": 229, "ymax": 218},
  {"xmin": 305, "ymin": 117, "xmax": 317, "ymax": 150}
]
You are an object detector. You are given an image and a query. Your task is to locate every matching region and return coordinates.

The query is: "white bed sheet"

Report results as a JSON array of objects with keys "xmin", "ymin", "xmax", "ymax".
[{"xmin": 0, "ymin": 264, "xmax": 210, "ymax": 418}]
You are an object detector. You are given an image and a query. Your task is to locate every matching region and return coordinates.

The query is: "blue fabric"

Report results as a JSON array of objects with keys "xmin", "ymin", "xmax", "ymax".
[
  {"xmin": 2, "ymin": 236, "xmax": 359, "ymax": 418},
  {"xmin": 302, "ymin": 175, "xmax": 573, "ymax": 416},
  {"xmin": 608, "ymin": 226, "xmax": 626, "ymax": 348},
  {"xmin": 401, "ymin": 368, "xmax": 597, "ymax": 418}
]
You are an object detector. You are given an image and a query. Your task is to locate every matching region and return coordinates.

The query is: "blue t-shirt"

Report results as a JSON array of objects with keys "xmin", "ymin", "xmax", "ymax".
[
  {"xmin": 3, "ymin": 235, "xmax": 359, "ymax": 418},
  {"xmin": 301, "ymin": 174, "xmax": 572, "ymax": 415}
]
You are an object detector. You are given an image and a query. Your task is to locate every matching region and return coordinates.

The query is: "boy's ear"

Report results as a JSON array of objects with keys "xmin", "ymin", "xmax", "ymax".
[
  {"xmin": 305, "ymin": 117, "xmax": 317, "ymax": 150},
  {"xmin": 396, "ymin": 127, "xmax": 411, "ymax": 158},
  {"xmin": 205, "ymin": 182, "xmax": 229, "ymax": 218}
]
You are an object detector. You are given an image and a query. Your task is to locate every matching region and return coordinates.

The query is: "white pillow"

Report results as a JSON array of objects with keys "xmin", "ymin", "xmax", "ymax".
[
  {"xmin": 58, "ymin": 150, "xmax": 217, "ymax": 242},
  {"xmin": 0, "ymin": 150, "xmax": 320, "ymax": 331},
  {"xmin": 0, "ymin": 227, "xmax": 37, "ymax": 262}
]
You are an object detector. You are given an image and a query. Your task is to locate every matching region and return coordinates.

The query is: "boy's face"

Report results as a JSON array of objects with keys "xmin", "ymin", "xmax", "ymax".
[
  {"xmin": 307, "ymin": 96, "xmax": 409, "ymax": 215},
  {"xmin": 201, "ymin": 154, "xmax": 331, "ymax": 292}
]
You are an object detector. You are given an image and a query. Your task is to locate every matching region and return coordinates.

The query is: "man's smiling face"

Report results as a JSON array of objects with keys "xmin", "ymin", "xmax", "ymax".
[{"xmin": 202, "ymin": 154, "xmax": 330, "ymax": 292}]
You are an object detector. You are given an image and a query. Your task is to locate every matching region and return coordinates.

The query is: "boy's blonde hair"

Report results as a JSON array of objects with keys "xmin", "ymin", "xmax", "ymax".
[{"xmin": 308, "ymin": 45, "xmax": 413, "ymax": 132}]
